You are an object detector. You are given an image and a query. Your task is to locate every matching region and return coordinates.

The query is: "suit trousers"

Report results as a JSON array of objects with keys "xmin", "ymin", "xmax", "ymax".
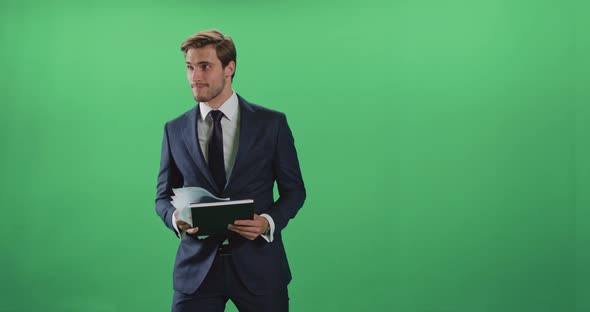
[{"xmin": 171, "ymin": 254, "xmax": 289, "ymax": 312}]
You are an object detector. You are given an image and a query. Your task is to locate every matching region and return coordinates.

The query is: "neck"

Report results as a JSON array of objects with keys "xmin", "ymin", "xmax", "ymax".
[{"xmin": 204, "ymin": 86, "xmax": 233, "ymax": 110}]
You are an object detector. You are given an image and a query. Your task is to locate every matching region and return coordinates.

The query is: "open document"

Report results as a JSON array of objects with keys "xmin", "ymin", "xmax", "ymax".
[{"xmin": 171, "ymin": 187, "xmax": 229, "ymax": 227}]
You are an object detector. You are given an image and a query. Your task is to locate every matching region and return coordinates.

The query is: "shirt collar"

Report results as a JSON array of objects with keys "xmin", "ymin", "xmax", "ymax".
[{"xmin": 199, "ymin": 91, "xmax": 238, "ymax": 121}]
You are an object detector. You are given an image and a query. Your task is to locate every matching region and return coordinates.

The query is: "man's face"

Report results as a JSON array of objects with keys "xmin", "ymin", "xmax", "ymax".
[{"xmin": 185, "ymin": 45, "xmax": 234, "ymax": 103}]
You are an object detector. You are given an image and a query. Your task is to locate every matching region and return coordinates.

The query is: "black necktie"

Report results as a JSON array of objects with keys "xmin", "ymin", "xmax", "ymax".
[{"xmin": 208, "ymin": 110, "xmax": 226, "ymax": 192}]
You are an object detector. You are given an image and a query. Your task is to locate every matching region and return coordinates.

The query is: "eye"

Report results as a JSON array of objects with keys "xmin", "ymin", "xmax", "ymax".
[
  {"xmin": 187, "ymin": 65, "xmax": 194, "ymax": 70},
  {"xmin": 201, "ymin": 64, "xmax": 212, "ymax": 70}
]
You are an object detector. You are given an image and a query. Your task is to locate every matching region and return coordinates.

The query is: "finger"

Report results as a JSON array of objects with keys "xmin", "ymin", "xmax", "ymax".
[
  {"xmin": 187, "ymin": 227, "xmax": 199, "ymax": 234},
  {"xmin": 227, "ymin": 227, "xmax": 257, "ymax": 240},
  {"xmin": 228, "ymin": 224, "xmax": 260, "ymax": 232},
  {"xmin": 233, "ymin": 219, "xmax": 259, "ymax": 226},
  {"xmin": 228, "ymin": 224, "xmax": 261, "ymax": 234},
  {"xmin": 180, "ymin": 225, "xmax": 192, "ymax": 231},
  {"xmin": 177, "ymin": 222, "xmax": 190, "ymax": 230}
]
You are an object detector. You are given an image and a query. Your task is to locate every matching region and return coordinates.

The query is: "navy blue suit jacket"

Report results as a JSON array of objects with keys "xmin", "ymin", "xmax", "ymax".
[{"xmin": 155, "ymin": 95, "xmax": 306, "ymax": 295}]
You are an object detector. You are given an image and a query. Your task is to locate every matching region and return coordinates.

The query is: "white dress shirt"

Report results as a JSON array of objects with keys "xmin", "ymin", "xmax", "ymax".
[{"xmin": 171, "ymin": 91, "xmax": 275, "ymax": 242}]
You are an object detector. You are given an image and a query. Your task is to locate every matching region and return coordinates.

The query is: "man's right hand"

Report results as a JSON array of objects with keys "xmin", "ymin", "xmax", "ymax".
[{"xmin": 174, "ymin": 210, "xmax": 199, "ymax": 235}]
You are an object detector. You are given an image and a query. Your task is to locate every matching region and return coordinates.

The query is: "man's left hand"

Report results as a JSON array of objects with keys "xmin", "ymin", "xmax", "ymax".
[{"xmin": 227, "ymin": 214, "xmax": 269, "ymax": 240}]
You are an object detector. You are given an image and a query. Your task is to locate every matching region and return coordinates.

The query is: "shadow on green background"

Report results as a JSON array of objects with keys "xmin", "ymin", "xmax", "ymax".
[{"xmin": 1, "ymin": 0, "xmax": 586, "ymax": 311}]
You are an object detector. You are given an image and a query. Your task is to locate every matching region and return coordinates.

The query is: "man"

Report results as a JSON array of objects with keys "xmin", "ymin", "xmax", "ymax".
[{"xmin": 155, "ymin": 29, "xmax": 306, "ymax": 312}]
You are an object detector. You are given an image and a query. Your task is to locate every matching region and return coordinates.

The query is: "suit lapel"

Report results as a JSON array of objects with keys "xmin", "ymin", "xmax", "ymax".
[
  {"xmin": 225, "ymin": 95, "xmax": 257, "ymax": 192},
  {"xmin": 182, "ymin": 104, "xmax": 219, "ymax": 193}
]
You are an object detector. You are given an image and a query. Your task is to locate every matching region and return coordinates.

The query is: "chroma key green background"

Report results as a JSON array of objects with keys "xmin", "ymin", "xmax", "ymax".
[{"xmin": 1, "ymin": 0, "xmax": 587, "ymax": 311}]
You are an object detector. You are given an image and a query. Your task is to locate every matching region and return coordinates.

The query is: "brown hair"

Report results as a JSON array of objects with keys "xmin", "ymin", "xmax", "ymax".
[{"xmin": 180, "ymin": 29, "xmax": 237, "ymax": 80}]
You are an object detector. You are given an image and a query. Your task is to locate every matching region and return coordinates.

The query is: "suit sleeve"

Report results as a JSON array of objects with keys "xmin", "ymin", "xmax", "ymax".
[
  {"xmin": 155, "ymin": 122, "xmax": 184, "ymax": 237},
  {"xmin": 267, "ymin": 113, "xmax": 306, "ymax": 233}
]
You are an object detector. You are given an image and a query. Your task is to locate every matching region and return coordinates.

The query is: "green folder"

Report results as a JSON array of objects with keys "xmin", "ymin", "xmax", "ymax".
[{"xmin": 189, "ymin": 199, "xmax": 255, "ymax": 235}]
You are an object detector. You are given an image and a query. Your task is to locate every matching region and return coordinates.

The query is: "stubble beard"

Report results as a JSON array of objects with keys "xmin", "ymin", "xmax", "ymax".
[{"xmin": 194, "ymin": 76, "xmax": 226, "ymax": 103}]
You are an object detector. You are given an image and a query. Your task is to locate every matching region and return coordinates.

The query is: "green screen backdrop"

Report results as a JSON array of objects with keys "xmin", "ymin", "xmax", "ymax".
[{"xmin": 1, "ymin": 0, "xmax": 587, "ymax": 311}]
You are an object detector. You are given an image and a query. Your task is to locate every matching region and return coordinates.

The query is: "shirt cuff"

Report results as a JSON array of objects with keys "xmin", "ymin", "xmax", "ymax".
[
  {"xmin": 260, "ymin": 214, "xmax": 275, "ymax": 242},
  {"xmin": 172, "ymin": 212, "xmax": 183, "ymax": 239}
]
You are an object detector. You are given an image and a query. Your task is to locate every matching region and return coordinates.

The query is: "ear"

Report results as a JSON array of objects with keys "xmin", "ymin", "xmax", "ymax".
[{"xmin": 224, "ymin": 61, "xmax": 236, "ymax": 78}]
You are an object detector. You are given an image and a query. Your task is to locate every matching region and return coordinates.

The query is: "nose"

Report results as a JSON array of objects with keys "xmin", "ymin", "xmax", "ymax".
[{"xmin": 190, "ymin": 68, "xmax": 202, "ymax": 83}]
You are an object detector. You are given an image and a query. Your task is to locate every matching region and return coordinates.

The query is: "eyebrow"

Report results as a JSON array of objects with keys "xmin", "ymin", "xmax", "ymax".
[{"xmin": 186, "ymin": 61, "xmax": 213, "ymax": 65}]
